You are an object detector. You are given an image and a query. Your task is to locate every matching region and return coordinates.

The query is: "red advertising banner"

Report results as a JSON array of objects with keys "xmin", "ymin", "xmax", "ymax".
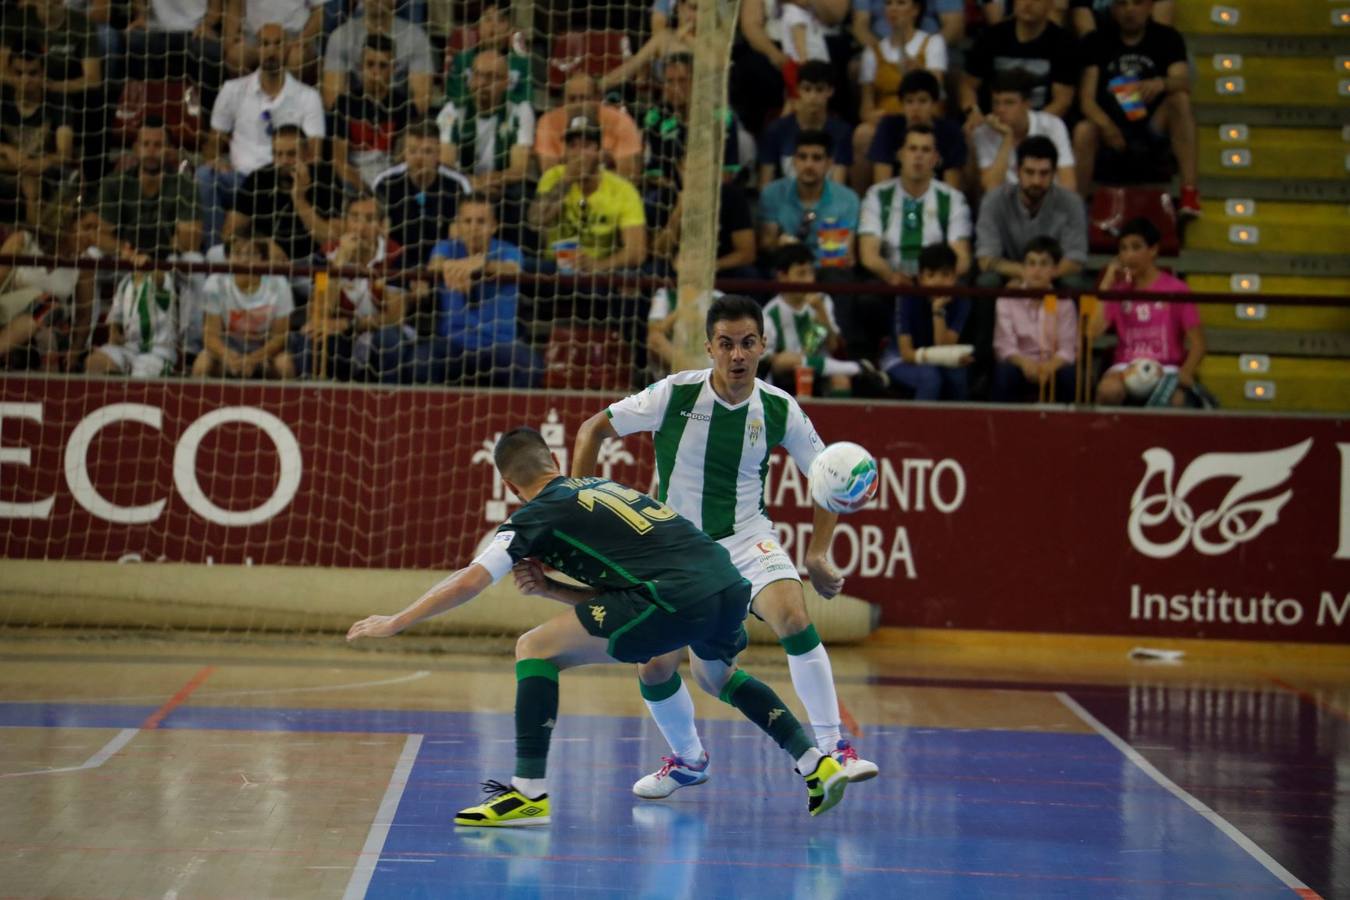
[{"xmin": 2, "ymin": 378, "xmax": 1347, "ymax": 642}]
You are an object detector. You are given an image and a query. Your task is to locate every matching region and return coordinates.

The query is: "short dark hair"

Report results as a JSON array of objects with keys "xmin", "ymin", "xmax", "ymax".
[
  {"xmin": 11, "ymin": 39, "xmax": 43, "ymax": 65},
  {"xmin": 794, "ymin": 128, "xmax": 833, "ymax": 155},
  {"xmin": 665, "ymin": 52, "xmax": 694, "ymax": 72},
  {"xmin": 772, "ymin": 243, "xmax": 816, "ymax": 273},
  {"xmin": 917, "ymin": 243, "xmax": 957, "ymax": 275},
  {"xmin": 345, "ymin": 191, "xmax": 383, "ymax": 218},
  {"xmin": 989, "ymin": 68, "xmax": 1037, "ymax": 100},
  {"xmin": 1016, "ymin": 135, "xmax": 1059, "ymax": 170},
  {"xmin": 494, "ymin": 428, "xmax": 557, "ymax": 484},
  {"xmin": 897, "ymin": 69, "xmax": 941, "ymax": 102},
  {"xmin": 273, "ymin": 123, "xmax": 305, "ymax": 141},
  {"xmin": 1120, "ymin": 216, "xmax": 1162, "ymax": 248},
  {"xmin": 797, "ymin": 60, "xmax": 835, "ymax": 89},
  {"xmin": 364, "ymin": 33, "xmax": 395, "ymax": 58},
  {"xmin": 140, "ymin": 115, "xmax": 167, "ymax": 133},
  {"xmin": 402, "ymin": 119, "xmax": 441, "ymax": 143},
  {"xmin": 1022, "ymin": 235, "xmax": 1064, "ymax": 263},
  {"xmin": 227, "ymin": 221, "xmax": 268, "ymax": 257},
  {"xmin": 706, "ymin": 294, "xmax": 764, "ymax": 340},
  {"xmin": 903, "ymin": 123, "xmax": 936, "ymax": 146}
]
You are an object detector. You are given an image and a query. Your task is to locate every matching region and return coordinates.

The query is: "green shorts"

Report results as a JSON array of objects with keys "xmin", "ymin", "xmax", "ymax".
[{"xmin": 575, "ymin": 579, "xmax": 752, "ymax": 665}]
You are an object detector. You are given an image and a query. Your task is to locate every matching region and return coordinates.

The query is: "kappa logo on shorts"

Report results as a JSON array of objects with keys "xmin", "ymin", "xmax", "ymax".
[{"xmin": 589, "ymin": 605, "xmax": 607, "ymax": 627}]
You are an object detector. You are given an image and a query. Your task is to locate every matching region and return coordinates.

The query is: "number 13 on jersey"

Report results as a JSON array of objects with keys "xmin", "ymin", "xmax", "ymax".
[{"xmin": 577, "ymin": 482, "xmax": 677, "ymax": 534}]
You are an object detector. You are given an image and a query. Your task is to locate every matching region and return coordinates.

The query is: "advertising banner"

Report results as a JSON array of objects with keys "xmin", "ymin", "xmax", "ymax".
[{"xmin": 3, "ymin": 378, "xmax": 1346, "ymax": 642}]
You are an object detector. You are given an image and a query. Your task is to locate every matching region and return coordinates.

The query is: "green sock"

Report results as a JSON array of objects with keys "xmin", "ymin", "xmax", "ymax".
[
  {"xmin": 719, "ymin": 669, "xmax": 813, "ymax": 759},
  {"xmin": 514, "ymin": 658, "xmax": 560, "ymax": 779}
]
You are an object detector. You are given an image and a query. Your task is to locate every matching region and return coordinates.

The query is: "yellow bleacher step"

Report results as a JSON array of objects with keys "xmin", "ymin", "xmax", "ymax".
[
  {"xmin": 1188, "ymin": 199, "xmax": 1350, "ymax": 256},
  {"xmin": 1192, "ymin": 274, "xmax": 1350, "ymax": 332},
  {"xmin": 1197, "ymin": 56, "xmax": 1348, "ymax": 106},
  {"xmin": 1178, "ymin": 2, "xmax": 1348, "ymax": 36},
  {"xmin": 1199, "ymin": 355, "xmax": 1350, "ymax": 413},
  {"xmin": 1199, "ymin": 128, "xmax": 1348, "ymax": 180}
]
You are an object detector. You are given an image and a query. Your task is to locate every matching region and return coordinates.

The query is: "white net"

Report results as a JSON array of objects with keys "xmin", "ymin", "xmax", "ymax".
[{"xmin": 0, "ymin": 0, "xmax": 876, "ymax": 643}]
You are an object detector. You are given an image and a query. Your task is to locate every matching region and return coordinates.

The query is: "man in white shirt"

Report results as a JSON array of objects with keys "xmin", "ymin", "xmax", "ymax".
[
  {"xmin": 195, "ymin": 22, "xmax": 325, "ymax": 249},
  {"xmin": 322, "ymin": 0, "xmax": 433, "ymax": 116},
  {"xmin": 972, "ymin": 68, "xmax": 1075, "ymax": 191}
]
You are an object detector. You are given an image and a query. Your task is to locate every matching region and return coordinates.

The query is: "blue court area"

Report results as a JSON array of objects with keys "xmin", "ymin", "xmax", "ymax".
[{"xmin": 0, "ymin": 702, "xmax": 1299, "ymax": 898}]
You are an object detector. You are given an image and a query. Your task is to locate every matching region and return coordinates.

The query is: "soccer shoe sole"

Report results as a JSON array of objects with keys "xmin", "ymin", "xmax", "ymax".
[
  {"xmin": 453, "ymin": 813, "xmax": 551, "ymax": 828},
  {"xmin": 810, "ymin": 769, "xmax": 848, "ymax": 818},
  {"xmin": 841, "ymin": 758, "xmax": 880, "ymax": 783},
  {"xmin": 632, "ymin": 771, "xmax": 709, "ymax": 800}
]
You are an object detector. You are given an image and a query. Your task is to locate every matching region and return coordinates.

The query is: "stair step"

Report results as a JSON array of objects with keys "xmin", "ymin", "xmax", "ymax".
[
  {"xmin": 1205, "ymin": 327, "xmax": 1350, "ymax": 357},
  {"xmin": 1178, "ymin": 2, "xmax": 1350, "ymax": 37},
  {"xmin": 1191, "ymin": 35, "xmax": 1350, "ymax": 57},
  {"xmin": 1200, "ymin": 300, "xmax": 1350, "ymax": 335},
  {"xmin": 1196, "ymin": 57, "xmax": 1349, "ymax": 106},
  {"xmin": 1199, "ymin": 129, "xmax": 1349, "ymax": 180},
  {"xmin": 1189, "ymin": 273, "xmax": 1350, "ymax": 298},
  {"xmin": 1184, "ymin": 215, "xmax": 1350, "ymax": 254},
  {"xmin": 1174, "ymin": 250, "xmax": 1350, "ymax": 277},
  {"xmin": 1196, "ymin": 106, "xmax": 1350, "ymax": 128},
  {"xmin": 1207, "ymin": 198, "xmax": 1349, "ymax": 224},
  {"xmin": 1197, "ymin": 176, "xmax": 1350, "ymax": 202},
  {"xmin": 1199, "ymin": 355, "xmax": 1350, "ymax": 413}
]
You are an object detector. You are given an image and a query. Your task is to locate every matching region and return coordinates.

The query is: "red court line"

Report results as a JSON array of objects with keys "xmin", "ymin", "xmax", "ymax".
[
  {"xmin": 1266, "ymin": 676, "xmax": 1350, "ymax": 724},
  {"xmin": 140, "ymin": 666, "xmax": 215, "ymax": 730}
]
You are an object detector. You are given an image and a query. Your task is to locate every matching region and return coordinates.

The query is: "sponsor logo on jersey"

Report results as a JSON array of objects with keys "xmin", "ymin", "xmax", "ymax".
[
  {"xmin": 589, "ymin": 604, "xmax": 607, "ymax": 626},
  {"xmin": 756, "ymin": 539, "xmax": 781, "ymax": 555},
  {"xmin": 493, "ymin": 530, "xmax": 515, "ymax": 545},
  {"xmin": 680, "ymin": 410, "xmax": 712, "ymax": 422}
]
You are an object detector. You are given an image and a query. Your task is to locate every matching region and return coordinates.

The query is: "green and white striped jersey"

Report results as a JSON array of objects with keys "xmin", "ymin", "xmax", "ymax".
[
  {"xmin": 607, "ymin": 369, "xmax": 825, "ymax": 540},
  {"xmin": 108, "ymin": 273, "xmax": 177, "ymax": 357},
  {"xmin": 762, "ymin": 294, "xmax": 839, "ymax": 355},
  {"xmin": 858, "ymin": 176, "xmax": 972, "ymax": 276}
]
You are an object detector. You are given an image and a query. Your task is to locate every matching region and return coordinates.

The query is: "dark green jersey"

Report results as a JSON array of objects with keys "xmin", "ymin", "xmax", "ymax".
[{"xmin": 478, "ymin": 476, "xmax": 742, "ymax": 611}]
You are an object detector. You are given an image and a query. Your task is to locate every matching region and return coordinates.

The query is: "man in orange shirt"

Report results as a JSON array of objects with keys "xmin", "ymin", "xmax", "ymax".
[{"xmin": 534, "ymin": 74, "xmax": 642, "ymax": 181}]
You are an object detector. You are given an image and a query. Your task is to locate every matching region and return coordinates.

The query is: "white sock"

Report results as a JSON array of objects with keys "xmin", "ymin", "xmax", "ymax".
[
  {"xmin": 795, "ymin": 747, "xmax": 823, "ymax": 773},
  {"xmin": 644, "ymin": 681, "xmax": 705, "ymax": 763},
  {"xmin": 787, "ymin": 644, "xmax": 843, "ymax": 753},
  {"xmin": 822, "ymin": 359, "xmax": 861, "ymax": 377},
  {"xmin": 511, "ymin": 776, "xmax": 548, "ymax": 799}
]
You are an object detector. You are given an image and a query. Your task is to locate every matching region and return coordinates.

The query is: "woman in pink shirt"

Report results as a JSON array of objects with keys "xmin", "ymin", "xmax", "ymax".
[{"xmin": 1090, "ymin": 217, "xmax": 1206, "ymax": 406}]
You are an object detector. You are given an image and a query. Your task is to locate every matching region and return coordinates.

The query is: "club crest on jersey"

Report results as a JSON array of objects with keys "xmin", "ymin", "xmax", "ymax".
[{"xmin": 748, "ymin": 418, "xmax": 763, "ymax": 447}]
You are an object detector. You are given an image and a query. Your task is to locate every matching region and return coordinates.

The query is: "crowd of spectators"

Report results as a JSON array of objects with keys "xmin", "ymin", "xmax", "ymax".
[{"xmin": 0, "ymin": 0, "xmax": 1206, "ymax": 406}]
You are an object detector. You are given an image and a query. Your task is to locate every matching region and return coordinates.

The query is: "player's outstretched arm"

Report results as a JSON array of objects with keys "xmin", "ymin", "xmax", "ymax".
[
  {"xmin": 804, "ymin": 504, "xmax": 845, "ymax": 599},
  {"xmin": 571, "ymin": 411, "xmax": 620, "ymax": 477},
  {"xmin": 346, "ymin": 564, "xmax": 494, "ymax": 641}
]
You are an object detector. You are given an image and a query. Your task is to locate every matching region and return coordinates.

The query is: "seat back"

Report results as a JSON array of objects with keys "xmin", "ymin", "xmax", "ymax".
[
  {"xmin": 543, "ymin": 321, "xmax": 634, "ymax": 392},
  {"xmin": 1089, "ymin": 187, "xmax": 1180, "ymax": 256},
  {"xmin": 113, "ymin": 81, "xmax": 203, "ymax": 150},
  {"xmin": 548, "ymin": 31, "xmax": 632, "ymax": 89}
]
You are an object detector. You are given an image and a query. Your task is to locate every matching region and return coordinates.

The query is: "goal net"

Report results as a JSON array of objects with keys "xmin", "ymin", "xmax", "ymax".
[{"xmin": 0, "ymin": 0, "xmax": 876, "ymax": 644}]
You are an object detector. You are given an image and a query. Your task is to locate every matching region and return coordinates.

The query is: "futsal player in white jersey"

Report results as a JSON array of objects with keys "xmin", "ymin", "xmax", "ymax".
[{"xmin": 573, "ymin": 294, "xmax": 878, "ymax": 797}]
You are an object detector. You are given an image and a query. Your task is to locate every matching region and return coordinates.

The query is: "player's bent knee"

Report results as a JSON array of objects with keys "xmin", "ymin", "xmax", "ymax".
[
  {"xmin": 637, "ymin": 650, "xmax": 680, "ymax": 685},
  {"xmin": 690, "ymin": 657, "xmax": 733, "ymax": 696}
]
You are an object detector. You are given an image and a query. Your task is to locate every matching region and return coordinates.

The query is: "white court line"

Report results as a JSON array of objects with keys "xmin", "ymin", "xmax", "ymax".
[
  {"xmin": 33, "ymin": 670, "xmax": 433, "ymax": 706},
  {"xmin": 1055, "ymin": 692, "xmax": 1314, "ymax": 895},
  {"xmin": 343, "ymin": 733, "xmax": 423, "ymax": 900},
  {"xmin": 0, "ymin": 728, "xmax": 139, "ymax": 778}
]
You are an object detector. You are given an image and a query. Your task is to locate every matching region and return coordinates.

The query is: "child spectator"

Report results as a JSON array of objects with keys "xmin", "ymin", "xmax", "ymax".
[
  {"xmin": 879, "ymin": 242, "xmax": 972, "ymax": 401},
  {"xmin": 762, "ymin": 244, "xmax": 881, "ymax": 396},
  {"xmin": 861, "ymin": 69, "xmax": 966, "ymax": 192},
  {"xmin": 992, "ymin": 236, "xmax": 1077, "ymax": 402},
  {"xmin": 194, "ymin": 225, "xmax": 296, "ymax": 379},
  {"xmin": 859, "ymin": 0, "xmax": 948, "ymax": 125},
  {"xmin": 1090, "ymin": 216, "xmax": 1205, "ymax": 406},
  {"xmin": 85, "ymin": 272, "xmax": 178, "ymax": 377}
]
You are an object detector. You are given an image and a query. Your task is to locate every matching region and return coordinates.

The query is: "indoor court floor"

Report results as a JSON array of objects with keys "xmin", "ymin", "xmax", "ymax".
[{"xmin": 1, "ymin": 631, "xmax": 1346, "ymax": 899}]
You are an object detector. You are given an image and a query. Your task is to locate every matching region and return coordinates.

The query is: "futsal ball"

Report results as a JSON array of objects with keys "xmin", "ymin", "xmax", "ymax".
[
  {"xmin": 1123, "ymin": 358, "xmax": 1163, "ymax": 399},
  {"xmin": 809, "ymin": 442, "xmax": 880, "ymax": 514}
]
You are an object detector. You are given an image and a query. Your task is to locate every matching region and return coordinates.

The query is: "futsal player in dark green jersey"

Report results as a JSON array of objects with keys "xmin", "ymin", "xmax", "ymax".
[{"xmin": 346, "ymin": 427, "xmax": 848, "ymax": 826}]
